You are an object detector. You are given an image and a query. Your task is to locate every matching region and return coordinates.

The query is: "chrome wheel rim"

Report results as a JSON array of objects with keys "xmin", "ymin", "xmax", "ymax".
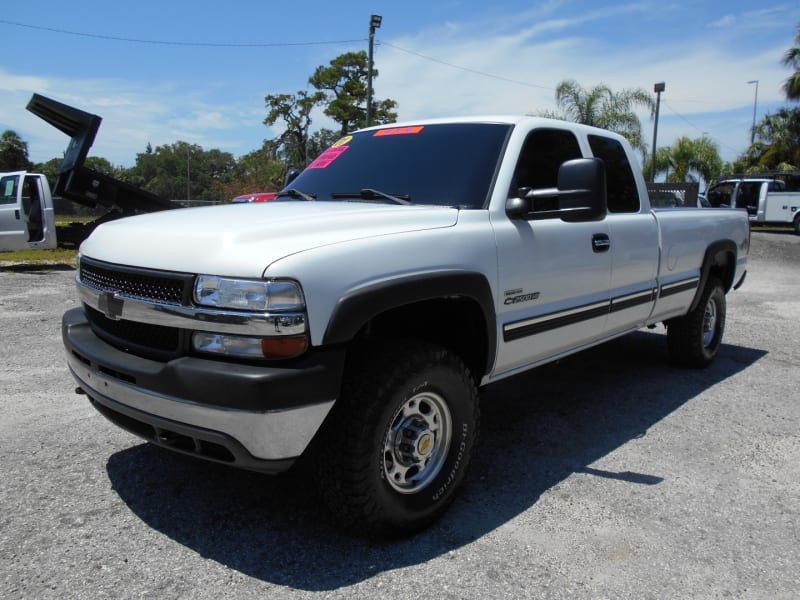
[
  {"xmin": 702, "ymin": 297, "xmax": 718, "ymax": 347},
  {"xmin": 383, "ymin": 392, "xmax": 452, "ymax": 494}
]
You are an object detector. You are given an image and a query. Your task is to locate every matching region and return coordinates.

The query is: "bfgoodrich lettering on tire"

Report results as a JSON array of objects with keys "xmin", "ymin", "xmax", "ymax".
[
  {"xmin": 313, "ymin": 340, "xmax": 480, "ymax": 536},
  {"xmin": 667, "ymin": 277, "xmax": 726, "ymax": 368}
]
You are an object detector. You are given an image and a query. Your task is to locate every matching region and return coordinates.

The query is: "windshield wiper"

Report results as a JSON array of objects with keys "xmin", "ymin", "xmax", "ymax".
[
  {"xmin": 275, "ymin": 188, "xmax": 316, "ymax": 202},
  {"xmin": 331, "ymin": 188, "xmax": 412, "ymax": 205}
]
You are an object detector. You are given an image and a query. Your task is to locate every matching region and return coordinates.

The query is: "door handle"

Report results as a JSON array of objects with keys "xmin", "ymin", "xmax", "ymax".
[
  {"xmin": 14, "ymin": 209, "xmax": 21, "ymax": 220},
  {"xmin": 592, "ymin": 233, "xmax": 610, "ymax": 253}
]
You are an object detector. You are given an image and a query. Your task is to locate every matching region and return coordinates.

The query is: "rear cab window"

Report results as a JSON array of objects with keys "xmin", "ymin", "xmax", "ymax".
[
  {"xmin": 588, "ymin": 135, "xmax": 640, "ymax": 213},
  {"xmin": 767, "ymin": 180, "xmax": 785, "ymax": 192}
]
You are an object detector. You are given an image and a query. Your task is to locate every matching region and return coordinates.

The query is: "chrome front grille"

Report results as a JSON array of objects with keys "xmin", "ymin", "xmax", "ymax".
[
  {"xmin": 79, "ymin": 257, "xmax": 195, "ymax": 360},
  {"xmin": 79, "ymin": 257, "xmax": 191, "ymax": 305},
  {"xmin": 76, "ymin": 257, "xmax": 307, "ymax": 362}
]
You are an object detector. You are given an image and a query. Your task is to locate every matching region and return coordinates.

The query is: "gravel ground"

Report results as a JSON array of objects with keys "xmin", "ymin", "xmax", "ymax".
[{"xmin": 1, "ymin": 229, "xmax": 798, "ymax": 599}]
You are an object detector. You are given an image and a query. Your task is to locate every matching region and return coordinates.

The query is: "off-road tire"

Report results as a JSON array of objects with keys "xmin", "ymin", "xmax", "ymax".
[
  {"xmin": 313, "ymin": 340, "xmax": 479, "ymax": 537},
  {"xmin": 667, "ymin": 277, "xmax": 726, "ymax": 368}
]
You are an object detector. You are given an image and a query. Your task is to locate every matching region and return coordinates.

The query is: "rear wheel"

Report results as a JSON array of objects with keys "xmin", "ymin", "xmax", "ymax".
[
  {"xmin": 793, "ymin": 214, "xmax": 800, "ymax": 235},
  {"xmin": 667, "ymin": 277, "xmax": 726, "ymax": 368},
  {"xmin": 313, "ymin": 340, "xmax": 479, "ymax": 536}
]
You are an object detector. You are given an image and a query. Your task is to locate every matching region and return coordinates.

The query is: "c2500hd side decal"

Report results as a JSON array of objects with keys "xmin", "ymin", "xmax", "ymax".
[{"xmin": 503, "ymin": 290, "xmax": 541, "ymax": 305}]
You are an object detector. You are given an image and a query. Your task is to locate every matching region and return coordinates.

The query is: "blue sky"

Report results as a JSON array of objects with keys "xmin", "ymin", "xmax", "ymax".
[{"xmin": 0, "ymin": 1, "xmax": 796, "ymax": 168}]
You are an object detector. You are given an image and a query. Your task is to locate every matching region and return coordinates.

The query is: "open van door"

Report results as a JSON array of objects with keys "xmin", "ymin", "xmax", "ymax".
[{"xmin": 0, "ymin": 172, "xmax": 57, "ymax": 252}]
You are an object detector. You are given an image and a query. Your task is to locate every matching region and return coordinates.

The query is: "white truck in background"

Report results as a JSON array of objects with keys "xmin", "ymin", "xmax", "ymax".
[
  {"xmin": 706, "ymin": 178, "xmax": 800, "ymax": 234},
  {"xmin": 0, "ymin": 171, "xmax": 57, "ymax": 251},
  {"xmin": 1, "ymin": 94, "xmax": 177, "ymax": 253}
]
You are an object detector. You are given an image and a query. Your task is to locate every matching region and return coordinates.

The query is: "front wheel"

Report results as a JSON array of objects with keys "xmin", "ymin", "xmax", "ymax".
[
  {"xmin": 313, "ymin": 340, "xmax": 480, "ymax": 536},
  {"xmin": 793, "ymin": 214, "xmax": 800, "ymax": 235},
  {"xmin": 667, "ymin": 277, "xmax": 726, "ymax": 368}
]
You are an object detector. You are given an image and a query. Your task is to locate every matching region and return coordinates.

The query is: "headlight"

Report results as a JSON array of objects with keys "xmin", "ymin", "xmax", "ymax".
[{"xmin": 194, "ymin": 276, "xmax": 304, "ymax": 311}]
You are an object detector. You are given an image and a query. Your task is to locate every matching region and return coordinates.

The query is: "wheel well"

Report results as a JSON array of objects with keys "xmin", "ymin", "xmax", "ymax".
[
  {"xmin": 354, "ymin": 297, "xmax": 490, "ymax": 381},
  {"xmin": 708, "ymin": 252, "xmax": 736, "ymax": 294},
  {"xmin": 704, "ymin": 241, "xmax": 738, "ymax": 291},
  {"xmin": 708, "ymin": 250, "xmax": 736, "ymax": 293},
  {"xmin": 688, "ymin": 241, "xmax": 737, "ymax": 313}
]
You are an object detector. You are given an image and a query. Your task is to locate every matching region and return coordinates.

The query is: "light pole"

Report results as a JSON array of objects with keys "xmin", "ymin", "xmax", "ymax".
[
  {"xmin": 366, "ymin": 14, "xmax": 382, "ymax": 128},
  {"xmin": 651, "ymin": 82, "xmax": 665, "ymax": 183},
  {"xmin": 747, "ymin": 80, "xmax": 759, "ymax": 145}
]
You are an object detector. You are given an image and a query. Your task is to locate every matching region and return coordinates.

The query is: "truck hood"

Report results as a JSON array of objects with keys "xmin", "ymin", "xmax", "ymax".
[{"xmin": 80, "ymin": 202, "xmax": 460, "ymax": 277}]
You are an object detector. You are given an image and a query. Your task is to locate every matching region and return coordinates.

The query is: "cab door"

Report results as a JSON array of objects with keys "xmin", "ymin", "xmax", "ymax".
[
  {"xmin": 491, "ymin": 128, "xmax": 612, "ymax": 377},
  {"xmin": 586, "ymin": 134, "xmax": 659, "ymax": 336},
  {"xmin": 0, "ymin": 173, "xmax": 29, "ymax": 251}
]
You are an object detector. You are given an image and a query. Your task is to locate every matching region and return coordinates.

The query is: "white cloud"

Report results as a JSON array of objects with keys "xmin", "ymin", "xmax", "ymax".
[
  {"xmin": 708, "ymin": 15, "xmax": 736, "ymax": 28},
  {"xmin": 1, "ymin": 3, "xmax": 794, "ymax": 168},
  {"xmin": 0, "ymin": 69, "xmax": 267, "ymax": 166},
  {"xmin": 372, "ymin": 12, "xmax": 790, "ymax": 163}
]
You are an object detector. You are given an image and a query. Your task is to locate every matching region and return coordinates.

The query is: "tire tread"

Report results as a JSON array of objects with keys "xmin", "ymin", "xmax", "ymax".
[
  {"xmin": 667, "ymin": 277, "xmax": 726, "ymax": 368},
  {"xmin": 312, "ymin": 340, "xmax": 479, "ymax": 536}
]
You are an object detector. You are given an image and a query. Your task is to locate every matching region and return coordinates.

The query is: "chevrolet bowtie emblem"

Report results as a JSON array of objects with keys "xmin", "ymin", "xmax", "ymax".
[{"xmin": 98, "ymin": 291, "xmax": 124, "ymax": 320}]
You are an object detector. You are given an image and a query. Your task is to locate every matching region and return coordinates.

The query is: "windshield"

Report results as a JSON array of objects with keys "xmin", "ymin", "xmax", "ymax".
[{"xmin": 284, "ymin": 123, "xmax": 512, "ymax": 209}]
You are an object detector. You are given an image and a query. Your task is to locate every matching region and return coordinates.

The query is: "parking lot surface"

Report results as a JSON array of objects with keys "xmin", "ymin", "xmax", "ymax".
[{"xmin": 1, "ymin": 230, "xmax": 799, "ymax": 599}]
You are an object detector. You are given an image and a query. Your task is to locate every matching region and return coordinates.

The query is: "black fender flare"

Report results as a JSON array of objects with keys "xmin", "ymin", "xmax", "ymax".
[
  {"xmin": 322, "ymin": 271, "xmax": 497, "ymax": 377},
  {"xmin": 689, "ymin": 240, "xmax": 737, "ymax": 312}
]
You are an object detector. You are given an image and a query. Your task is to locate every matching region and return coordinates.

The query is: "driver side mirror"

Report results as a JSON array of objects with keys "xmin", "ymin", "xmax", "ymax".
[{"xmin": 506, "ymin": 157, "xmax": 607, "ymax": 222}]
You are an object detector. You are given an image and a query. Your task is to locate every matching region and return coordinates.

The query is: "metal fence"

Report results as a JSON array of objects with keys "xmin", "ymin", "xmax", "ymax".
[{"xmin": 646, "ymin": 182, "xmax": 700, "ymax": 207}]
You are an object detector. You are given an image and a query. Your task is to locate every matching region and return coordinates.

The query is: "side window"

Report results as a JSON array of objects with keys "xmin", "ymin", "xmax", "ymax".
[
  {"xmin": 707, "ymin": 182, "xmax": 735, "ymax": 207},
  {"xmin": 767, "ymin": 180, "xmax": 785, "ymax": 192},
  {"xmin": 588, "ymin": 135, "xmax": 640, "ymax": 213},
  {"xmin": 510, "ymin": 128, "xmax": 582, "ymax": 199},
  {"xmin": 736, "ymin": 182, "xmax": 761, "ymax": 210},
  {"xmin": 1, "ymin": 175, "xmax": 19, "ymax": 205}
]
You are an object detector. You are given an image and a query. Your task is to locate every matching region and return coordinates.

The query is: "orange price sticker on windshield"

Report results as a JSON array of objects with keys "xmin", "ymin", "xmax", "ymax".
[{"xmin": 373, "ymin": 126, "xmax": 424, "ymax": 137}]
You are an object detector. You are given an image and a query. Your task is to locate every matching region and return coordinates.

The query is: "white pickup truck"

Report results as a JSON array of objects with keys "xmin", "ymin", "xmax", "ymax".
[
  {"xmin": 0, "ymin": 171, "xmax": 57, "ymax": 251},
  {"xmin": 63, "ymin": 116, "xmax": 750, "ymax": 535},
  {"xmin": 706, "ymin": 178, "xmax": 800, "ymax": 234}
]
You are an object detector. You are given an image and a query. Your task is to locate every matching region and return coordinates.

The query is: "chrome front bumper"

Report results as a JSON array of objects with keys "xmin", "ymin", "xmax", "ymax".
[{"xmin": 63, "ymin": 308, "xmax": 343, "ymax": 472}]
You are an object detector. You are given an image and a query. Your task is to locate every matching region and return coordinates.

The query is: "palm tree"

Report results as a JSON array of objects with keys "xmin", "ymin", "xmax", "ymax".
[
  {"xmin": 543, "ymin": 79, "xmax": 655, "ymax": 155},
  {"xmin": 750, "ymin": 108, "xmax": 800, "ymax": 168},
  {"xmin": 0, "ymin": 130, "xmax": 31, "ymax": 171},
  {"xmin": 782, "ymin": 24, "xmax": 800, "ymax": 101},
  {"xmin": 646, "ymin": 136, "xmax": 723, "ymax": 184}
]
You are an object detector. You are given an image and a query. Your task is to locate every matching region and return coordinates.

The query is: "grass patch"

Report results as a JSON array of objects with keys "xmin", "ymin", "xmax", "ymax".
[
  {"xmin": 55, "ymin": 214, "xmax": 96, "ymax": 226},
  {"xmin": 0, "ymin": 247, "xmax": 78, "ymax": 269}
]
